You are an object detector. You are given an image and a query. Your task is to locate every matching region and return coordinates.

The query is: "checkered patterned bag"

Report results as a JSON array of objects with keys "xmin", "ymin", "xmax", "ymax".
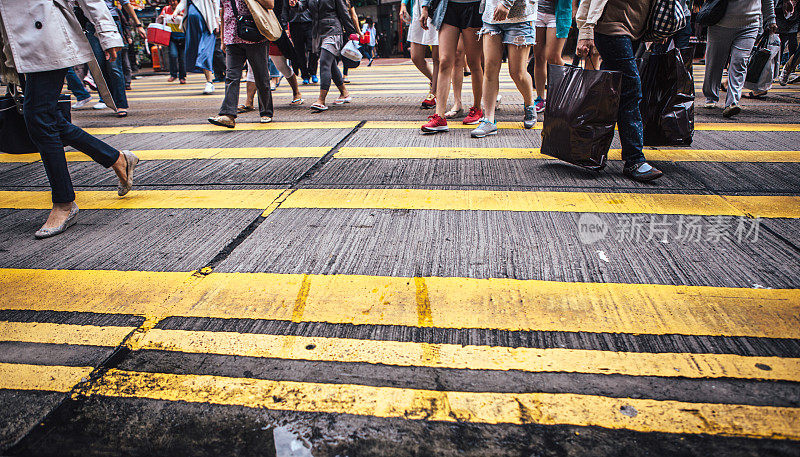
[{"xmin": 643, "ymin": 0, "xmax": 688, "ymax": 42}]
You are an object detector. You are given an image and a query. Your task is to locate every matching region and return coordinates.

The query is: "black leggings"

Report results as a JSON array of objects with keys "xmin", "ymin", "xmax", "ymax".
[{"xmin": 319, "ymin": 48, "xmax": 344, "ymax": 92}]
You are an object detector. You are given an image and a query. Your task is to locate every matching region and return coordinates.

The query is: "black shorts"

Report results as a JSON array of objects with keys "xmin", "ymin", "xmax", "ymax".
[{"xmin": 442, "ymin": 1, "xmax": 482, "ymax": 30}]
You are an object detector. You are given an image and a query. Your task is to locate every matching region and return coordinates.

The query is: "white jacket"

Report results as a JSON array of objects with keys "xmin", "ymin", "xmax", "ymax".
[
  {"xmin": 0, "ymin": 0, "xmax": 122, "ymax": 74},
  {"xmin": 174, "ymin": 0, "xmax": 220, "ymax": 35}
]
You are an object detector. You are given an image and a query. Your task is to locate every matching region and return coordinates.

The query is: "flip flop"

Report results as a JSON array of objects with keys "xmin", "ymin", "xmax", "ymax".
[
  {"xmin": 744, "ymin": 91, "xmax": 767, "ymax": 99},
  {"xmin": 310, "ymin": 103, "xmax": 328, "ymax": 112},
  {"xmin": 116, "ymin": 110, "xmax": 128, "ymax": 118},
  {"xmin": 444, "ymin": 107, "xmax": 463, "ymax": 119},
  {"xmin": 237, "ymin": 104, "xmax": 255, "ymax": 113},
  {"xmin": 289, "ymin": 98, "xmax": 305, "ymax": 105},
  {"xmin": 334, "ymin": 96, "xmax": 352, "ymax": 105}
]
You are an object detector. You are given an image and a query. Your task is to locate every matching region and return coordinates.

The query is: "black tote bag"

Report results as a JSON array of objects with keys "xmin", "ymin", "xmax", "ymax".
[
  {"xmin": 746, "ymin": 33, "xmax": 773, "ymax": 84},
  {"xmin": 639, "ymin": 47, "xmax": 695, "ymax": 146},
  {"xmin": 697, "ymin": 0, "xmax": 729, "ymax": 26},
  {"xmin": 0, "ymin": 90, "xmax": 72, "ymax": 154},
  {"xmin": 540, "ymin": 62, "xmax": 622, "ymax": 171}
]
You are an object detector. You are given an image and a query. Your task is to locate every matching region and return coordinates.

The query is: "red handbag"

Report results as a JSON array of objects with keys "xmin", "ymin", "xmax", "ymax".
[{"xmin": 359, "ymin": 31, "xmax": 370, "ymax": 45}]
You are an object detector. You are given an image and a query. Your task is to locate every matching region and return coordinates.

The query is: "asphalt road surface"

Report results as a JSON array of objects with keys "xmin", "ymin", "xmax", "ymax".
[{"xmin": 1, "ymin": 60, "xmax": 799, "ymax": 456}]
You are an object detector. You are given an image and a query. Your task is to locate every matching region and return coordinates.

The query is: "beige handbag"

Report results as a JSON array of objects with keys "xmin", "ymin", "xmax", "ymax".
[{"xmin": 243, "ymin": 0, "xmax": 283, "ymax": 41}]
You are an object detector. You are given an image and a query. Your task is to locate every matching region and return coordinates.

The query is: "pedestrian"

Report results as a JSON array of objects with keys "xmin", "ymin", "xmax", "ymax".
[
  {"xmin": 361, "ymin": 17, "xmax": 378, "ymax": 65},
  {"xmin": 531, "ymin": 0, "xmax": 572, "ymax": 114},
  {"xmin": 701, "ymin": 0, "xmax": 777, "ymax": 117},
  {"xmin": 471, "ymin": 0, "xmax": 537, "ymax": 138},
  {"xmin": 777, "ymin": 0, "xmax": 800, "ymax": 83},
  {"xmin": 160, "ymin": 0, "xmax": 187, "ymax": 84},
  {"xmin": 208, "ymin": 0, "xmax": 273, "ymax": 127},
  {"xmin": 117, "ymin": 6, "xmax": 134, "ymax": 90},
  {"xmin": 288, "ymin": 0, "xmax": 360, "ymax": 112},
  {"xmin": 576, "ymin": 0, "xmax": 664, "ymax": 181},
  {"xmin": 240, "ymin": 50, "xmax": 304, "ymax": 112},
  {"xmin": 400, "ymin": 0, "xmax": 439, "ymax": 108},
  {"xmin": 172, "ymin": 0, "xmax": 220, "ymax": 94},
  {"xmin": 85, "ymin": 0, "xmax": 146, "ymax": 117},
  {"xmin": 0, "ymin": 0, "xmax": 139, "ymax": 238},
  {"xmin": 419, "ymin": 0, "xmax": 485, "ymax": 133},
  {"xmin": 66, "ymin": 66, "xmax": 94, "ymax": 109},
  {"xmin": 283, "ymin": 0, "xmax": 318, "ymax": 84}
]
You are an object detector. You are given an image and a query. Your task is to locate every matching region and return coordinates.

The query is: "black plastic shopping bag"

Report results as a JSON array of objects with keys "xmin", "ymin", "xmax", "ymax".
[
  {"xmin": 639, "ymin": 47, "xmax": 695, "ymax": 146},
  {"xmin": 746, "ymin": 33, "xmax": 773, "ymax": 84},
  {"xmin": 541, "ymin": 62, "xmax": 622, "ymax": 171}
]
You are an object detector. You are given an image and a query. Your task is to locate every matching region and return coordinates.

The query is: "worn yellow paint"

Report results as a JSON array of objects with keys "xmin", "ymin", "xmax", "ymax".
[
  {"xmin": 0, "ymin": 321, "xmax": 135, "ymax": 347},
  {"xmin": 3, "ymin": 269, "xmax": 796, "ymax": 339},
  {"xmin": 281, "ymin": 188, "xmax": 800, "ymax": 218},
  {"xmin": 64, "ymin": 148, "xmax": 326, "ymax": 162},
  {"xmin": 0, "ymin": 362, "xmax": 93, "ymax": 392},
  {"xmin": 137, "ymin": 329, "xmax": 800, "ymax": 382},
  {"xmin": 86, "ymin": 369, "xmax": 800, "ymax": 439},
  {"xmin": 335, "ymin": 147, "xmax": 800, "ymax": 162},
  {"xmin": 83, "ymin": 121, "xmax": 358, "ymax": 135},
  {"xmin": 0, "ymin": 153, "xmax": 40, "ymax": 163},
  {"xmin": 0, "ymin": 189, "xmax": 283, "ymax": 209},
  {"xmin": 363, "ymin": 121, "xmax": 800, "ymax": 131}
]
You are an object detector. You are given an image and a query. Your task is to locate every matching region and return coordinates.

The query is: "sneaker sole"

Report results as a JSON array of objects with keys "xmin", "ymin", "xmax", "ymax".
[
  {"xmin": 471, "ymin": 130, "xmax": 497, "ymax": 138},
  {"xmin": 523, "ymin": 121, "xmax": 536, "ymax": 130},
  {"xmin": 208, "ymin": 119, "xmax": 235, "ymax": 128},
  {"xmin": 463, "ymin": 120, "xmax": 481, "ymax": 125},
  {"xmin": 421, "ymin": 126, "xmax": 449, "ymax": 134}
]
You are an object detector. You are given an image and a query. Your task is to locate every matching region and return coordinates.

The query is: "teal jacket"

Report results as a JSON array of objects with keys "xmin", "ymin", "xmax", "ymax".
[{"xmin": 553, "ymin": 0, "xmax": 573, "ymax": 39}]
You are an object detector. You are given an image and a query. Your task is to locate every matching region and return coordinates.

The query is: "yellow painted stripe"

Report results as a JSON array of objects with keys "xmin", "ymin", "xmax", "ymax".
[
  {"xmin": 281, "ymin": 189, "xmax": 800, "ymax": 218},
  {"xmin": 2, "ymin": 269, "xmax": 797, "ymax": 339},
  {"xmin": 0, "ymin": 190, "xmax": 282, "ymax": 209},
  {"xmin": 86, "ymin": 369, "xmax": 800, "ymax": 439},
  {"xmin": 139, "ymin": 329, "xmax": 800, "ymax": 382},
  {"xmin": 0, "ymin": 321, "xmax": 135, "ymax": 346},
  {"xmin": 363, "ymin": 121, "xmax": 800, "ymax": 131},
  {"xmin": 83, "ymin": 121, "xmax": 358, "ymax": 135},
  {"xmin": 335, "ymin": 147, "xmax": 800, "ymax": 162},
  {"xmin": 0, "ymin": 362, "xmax": 93, "ymax": 392},
  {"xmin": 0, "ymin": 147, "xmax": 329, "ymax": 163}
]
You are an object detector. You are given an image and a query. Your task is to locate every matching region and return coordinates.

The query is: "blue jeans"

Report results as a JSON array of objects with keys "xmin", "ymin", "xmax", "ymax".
[
  {"xmin": 65, "ymin": 67, "xmax": 91, "ymax": 101},
  {"xmin": 169, "ymin": 33, "xmax": 187, "ymax": 79},
  {"xmin": 23, "ymin": 69, "xmax": 120, "ymax": 203},
  {"xmin": 594, "ymin": 33, "xmax": 646, "ymax": 165},
  {"xmin": 84, "ymin": 19, "xmax": 128, "ymax": 109}
]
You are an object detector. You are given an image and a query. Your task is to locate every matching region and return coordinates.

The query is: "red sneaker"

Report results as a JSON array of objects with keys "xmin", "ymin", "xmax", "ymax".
[
  {"xmin": 463, "ymin": 106, "xmax": 484, "ymax": 125},
  {"xmin": 421, "ymin": 94, "xmax": 436, "ymax": 109},
  {"xmin": 421, "ymin": 114, "xmax": 448, "ymax": 133}
]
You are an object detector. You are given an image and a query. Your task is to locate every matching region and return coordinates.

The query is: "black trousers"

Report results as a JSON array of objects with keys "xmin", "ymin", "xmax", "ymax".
[
  {"xmin": 23, "ymin": 69, "xmax": 120, "ymax": 203},
  {"xmin": 289, "ymin": 21, "xmax": 318, "ymax": 79}
]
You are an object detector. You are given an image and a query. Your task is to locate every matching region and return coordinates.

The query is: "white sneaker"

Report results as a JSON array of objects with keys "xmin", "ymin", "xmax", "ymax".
[
  {"xmin": 92, "ymin": 102, "xmax": 107, "ymax": 110},
  {"xmin": 72, "ymin": 97, "xmax": 93, "ymax": 109},
  {"xmin": 203, "ymin": 82, "xmax": 215, "ymax": 94}
]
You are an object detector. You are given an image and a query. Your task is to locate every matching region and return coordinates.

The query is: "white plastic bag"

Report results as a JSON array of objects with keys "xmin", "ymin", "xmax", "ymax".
[{"xmin": 341, "ymin": 40, "xmax": 362, "ymax": 65}]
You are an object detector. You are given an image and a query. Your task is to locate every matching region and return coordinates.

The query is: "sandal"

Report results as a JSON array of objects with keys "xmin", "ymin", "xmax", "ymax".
[
  {"xmin": 289, "ymin": 97, "xmax": 305, "ymax": 105},
  {"xmin": 334, "ymin": 96, "xmax": 352, "ymax": 105},
  {"xmin": 116, "ymin": 109, "xmax": 128, "ymax": 118},
  {"xmin": 744, "ymin": 91, "xmax": 767, "ymax": 99},
  {"xmin": 310, "ymin": 102, "xmax": 328, "ymax": 112},
  {"xmin": 444, "ymin": 107, "xmax": 463, "ymax": 119},
  {"xmin": 237, "ymin": 104, "xmax": 255, "ymax": 113}
]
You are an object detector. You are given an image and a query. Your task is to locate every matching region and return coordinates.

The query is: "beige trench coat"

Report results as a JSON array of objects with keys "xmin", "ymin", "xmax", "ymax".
[{"xmin": 0, "ymin": 0, "xmax": 123, "ymax": 75}]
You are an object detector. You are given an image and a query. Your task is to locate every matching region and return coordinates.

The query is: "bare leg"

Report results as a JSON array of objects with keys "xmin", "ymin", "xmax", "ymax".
[
  {"xmin": 461, "ymin": 27, "xmax": 483, "ymax": 110},
  {"xmin": 245, "ymin": 81, "xmax": 256, "ymax": 107},
  {"xmin": 410, "ymin": 42, "xmax": 434, "ymax": 83},
  {"xmin": 533, "ymin": 27, "xmax": 547, "ymax": 100},
  {"xmin": 431, "ymin": 45, "xmax": 440, "ymax": 93},
  {"xmin": 449, "ymin": 36, "xmax": 465, "ymax": 114},
  {"xmin": 481, "ymin": 34, "xmax": 503, "ymax": 123},
  {"xmin": 508, "ymin": 43, "xmax": 534, "ymax": 107},
  {"xmin": 434, "ymin": 24, "xmax": 462, "ymax": 117},
  {"xmin": 203, "ymin": 69, "xmax": 213, "ymax": 83}
]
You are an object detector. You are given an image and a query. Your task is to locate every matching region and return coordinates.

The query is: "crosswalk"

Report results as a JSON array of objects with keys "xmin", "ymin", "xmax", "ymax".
[{"xmin": 1, "ymin": 62, "xmax": 799, "ymax": 452}]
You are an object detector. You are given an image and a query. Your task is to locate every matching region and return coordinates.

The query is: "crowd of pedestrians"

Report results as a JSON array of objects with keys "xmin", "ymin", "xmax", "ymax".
[{"xmin": 0, "ymin": 0, "xmax": 795, "ymax": 238}]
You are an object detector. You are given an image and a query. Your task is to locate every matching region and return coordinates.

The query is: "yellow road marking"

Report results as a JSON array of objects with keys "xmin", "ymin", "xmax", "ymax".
[
  {"xmin": 335, "ymin": 147, "xmax": 800, "ymax": 162},
  {"xmin": 2, "ymin": 269, "xmax": 797, "ymax": 339},
  {"xmin": 83, "ymin": 121, "xmax": 358, "ymax": 135},
  {"xmin": 0, "ymin": 148, "xmax": 329, "ymax": 163},
  {"xmin": 282, "ymin": 189, "xmax": 800, "ymax": 218},
  {"xmin": 0, "ymin": 362, "xmax": 93, "ymax": 392},
  {"xmin": 363, "ymin": 121, "xmax": 800, "ymax": 131},
  {"xmin": 0, "ymin": 190, "xmax": 283, "ymax": 209},
  {"xmin": 4, "ymin": 148, "xmax": 799, "ymax": 163},
  {"xmin": 85, "ymin": 369, "xmax": 800, "ymax": 439},
  {"xmin": 0, "ymin": 321, "xmax": 135, "ymax": 347},
  {"xmin": 139, "ymin": 329, "xmax": 800, "ymax": 382}
]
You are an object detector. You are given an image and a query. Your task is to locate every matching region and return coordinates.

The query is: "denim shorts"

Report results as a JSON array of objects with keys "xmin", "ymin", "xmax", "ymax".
[{"xmin": 478, "ymin": 21, "xmax": 535, "ymax": 46}]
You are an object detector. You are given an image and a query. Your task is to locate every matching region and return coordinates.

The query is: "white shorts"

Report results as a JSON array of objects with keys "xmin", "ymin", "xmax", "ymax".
[
  {"xmin": 534, "ymin": 11, "xmax": 556, "ymax": 28},
  {"xmin": 407, "ymin": 0, "xmax": 439, "ymax": 46}
]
